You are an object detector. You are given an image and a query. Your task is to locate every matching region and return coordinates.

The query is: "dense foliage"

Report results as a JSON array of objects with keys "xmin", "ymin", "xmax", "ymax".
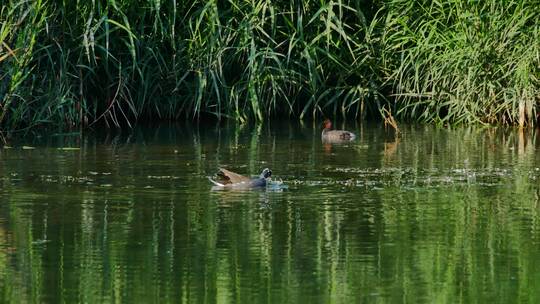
[{"xmin": 0, "ymin": 0, "xmax": 539, "ymax": 131}]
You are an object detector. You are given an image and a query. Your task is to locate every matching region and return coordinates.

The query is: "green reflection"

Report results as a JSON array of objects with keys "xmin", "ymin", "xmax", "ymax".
[{"xmin": 1, "ymin": 124, "xmax": 540, "ymax": 303}]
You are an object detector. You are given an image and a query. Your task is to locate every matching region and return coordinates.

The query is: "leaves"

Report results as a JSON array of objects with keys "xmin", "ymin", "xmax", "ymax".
[{"xmin": 0, "ymin": 0, "xmax": 538, "ymax": 130}]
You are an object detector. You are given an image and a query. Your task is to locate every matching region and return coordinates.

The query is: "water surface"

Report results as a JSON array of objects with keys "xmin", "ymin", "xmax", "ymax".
[{"xmin": 1, "ymin": 122, "xmax": 540, "ymax": 303}]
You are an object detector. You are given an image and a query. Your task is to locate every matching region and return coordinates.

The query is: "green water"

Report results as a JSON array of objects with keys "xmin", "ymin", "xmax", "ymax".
[{"xmin": 1, "ymin": 122, "xmax": 540, "ymax": 303}]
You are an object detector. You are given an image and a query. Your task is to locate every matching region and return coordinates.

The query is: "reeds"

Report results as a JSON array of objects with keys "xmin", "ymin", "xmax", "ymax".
[
  {"xmin": 0, "ymin": 0, "xmax": 539, "ymax": 131},
  {"xmin": 383, "ymin": 0, "xmax": 540, "ymax": 126}
]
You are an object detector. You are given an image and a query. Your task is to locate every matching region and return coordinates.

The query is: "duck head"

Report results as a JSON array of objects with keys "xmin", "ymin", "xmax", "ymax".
[
  {"xmin": 323, "ymin": 119, "xmax": 332, "ymax": 130},
  {"xmin": 259, "ymin": 168, "xmax": 272, "ymax": 179}
]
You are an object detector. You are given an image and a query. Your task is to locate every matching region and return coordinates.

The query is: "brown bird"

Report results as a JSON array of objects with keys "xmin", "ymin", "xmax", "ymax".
[
  {"xmin": 209, "ymin": 168, "xmax": 272, "ymax": 189},
  {"xmin": 321, "ymin": 119, "xmax": 356, "ymax": 143}
]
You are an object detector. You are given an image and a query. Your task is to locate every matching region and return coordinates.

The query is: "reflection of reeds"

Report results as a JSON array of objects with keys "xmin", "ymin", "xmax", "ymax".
[
  {"xmin": 383, "ymin": 137, "xmax": 400, "ymax": 162},
  {"xmin": 1, "ymin": 1, "xmax": 538, "ymax": 131},
  {"xmin": 382, "ymin": 107, "xmax": 400, "ymax": 134},
  {"xmin": 3, "ymin": 125, "xmax": 540, "ymax": 302}
]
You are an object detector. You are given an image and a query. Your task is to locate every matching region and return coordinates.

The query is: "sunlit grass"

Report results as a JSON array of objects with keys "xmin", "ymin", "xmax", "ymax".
[
  {"xmin": 383, "ymin": 0, "xmax": 540, "ymax": 126},
  {"xmin": 0, "ymin": 0, "xmax": 538, "ymax": 131}
]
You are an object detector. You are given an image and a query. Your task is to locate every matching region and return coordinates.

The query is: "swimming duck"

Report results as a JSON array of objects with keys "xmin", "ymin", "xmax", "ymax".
[
  {"xmin": 321, "ymin": 119, "xmax": 356, "ymax": 142},
  {"xmin": 209, "ymin": 168, "xmax": 272, "ymax": 189}
]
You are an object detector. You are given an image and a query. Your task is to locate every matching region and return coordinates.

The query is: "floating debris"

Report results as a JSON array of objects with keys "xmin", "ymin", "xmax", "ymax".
[
  {"xmin": 38, "ymin": 174, "xmax": 94, "ymax": 184},
  {"xmin": 147, "ymin": 175, "xmax": 180, "ymax": 179},
  {"xmin": 57, "ymin": 147, "xmax": 81, "ymax": 151},
  {"xmin": 52, "ymin": 132, "xmax": 81, "ymax": 137},
  {"xmin": 22, "ymin": 146, "xmax": 36, "ymax": 150}
]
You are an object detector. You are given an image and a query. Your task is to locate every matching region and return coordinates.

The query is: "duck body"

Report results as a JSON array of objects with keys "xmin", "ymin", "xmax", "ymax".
[
  {"xmin": 321, "ymin": 119, "xmax": 356, "ymax": 143},
  {"xmin": 209, "ymin": 168, "xmax": 272, "ymax": 190}
]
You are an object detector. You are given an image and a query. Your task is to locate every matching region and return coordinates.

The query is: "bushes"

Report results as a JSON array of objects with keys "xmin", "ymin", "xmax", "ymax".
[{"xmin": 0, "ymin": 0, "xmax": 538, "ymax": 131}]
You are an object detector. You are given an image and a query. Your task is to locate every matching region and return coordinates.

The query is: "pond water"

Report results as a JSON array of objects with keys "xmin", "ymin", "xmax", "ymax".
[{"xmin": 1, "ymin": 122, "xmax": 540, "ymax": 303}]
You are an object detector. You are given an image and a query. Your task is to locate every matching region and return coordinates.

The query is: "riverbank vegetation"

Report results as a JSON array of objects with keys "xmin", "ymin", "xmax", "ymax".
[{"xmin": 1, "ymin": 0, "xmax": 539, "ymax": 132}]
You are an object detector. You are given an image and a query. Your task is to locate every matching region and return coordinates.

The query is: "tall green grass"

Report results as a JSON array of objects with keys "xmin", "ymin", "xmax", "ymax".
[
  {"xmin": 0, "ymin": 0, "xmax": 539, "ymax": 132},
  {"xmin": 383, "ymin": 0, "xmax": 540, "ymax": 126}
]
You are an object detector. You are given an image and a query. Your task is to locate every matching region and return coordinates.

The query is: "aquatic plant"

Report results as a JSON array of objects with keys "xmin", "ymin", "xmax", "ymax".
[
  {"xmin": 0, "ymin": 0, "xmax": 539, "ymax": 132},
  {"xmin": 383, "ymin": 0, "xmax": 540, "ymax": 126}
]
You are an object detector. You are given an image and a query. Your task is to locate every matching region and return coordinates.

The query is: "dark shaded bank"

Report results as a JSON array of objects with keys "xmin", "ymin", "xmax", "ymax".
[{"xmin": 1, "ymin": 0, "xmax": 539, "ymax": 133}]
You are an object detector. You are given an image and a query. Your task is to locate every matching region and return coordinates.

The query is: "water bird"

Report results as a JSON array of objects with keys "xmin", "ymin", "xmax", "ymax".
[
  {"xmin": 209, "ymin": 168, "xmax": 272, "ymax": 189},
  {"xmin": 321, "ymin": 119, "xmax": 356, "ymax": 143}
]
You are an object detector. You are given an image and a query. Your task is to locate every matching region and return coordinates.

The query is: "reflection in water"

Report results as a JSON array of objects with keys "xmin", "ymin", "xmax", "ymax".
[{"xmin": 1, "ymin": 123, "xmax": 540, "ymax": 303}]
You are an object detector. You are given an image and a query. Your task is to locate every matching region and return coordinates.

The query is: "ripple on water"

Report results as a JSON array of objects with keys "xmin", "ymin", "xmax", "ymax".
[{"xmin": 2, "ymin": 125, "xmax": 540, "ymax": 303}]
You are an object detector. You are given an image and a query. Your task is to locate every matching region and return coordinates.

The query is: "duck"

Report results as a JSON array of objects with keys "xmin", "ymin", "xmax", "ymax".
[
  {"xmin": 321, "ymin": 119, "xmax": 356, "ymax": 142},
  {"xmin": 209, "ymin": 168, "xmax": 272, "ymax": 189}
]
